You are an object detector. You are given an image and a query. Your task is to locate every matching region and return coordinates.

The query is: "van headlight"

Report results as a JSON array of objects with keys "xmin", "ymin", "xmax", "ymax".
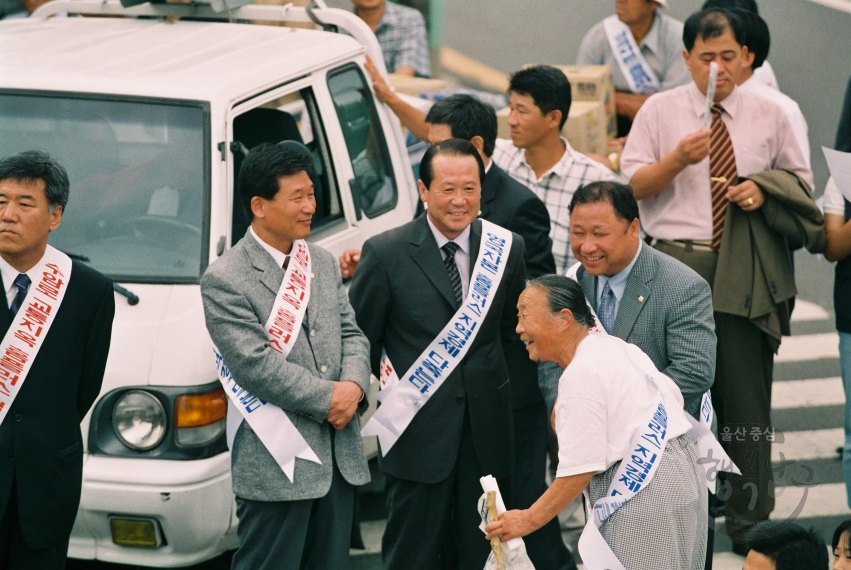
[{"xmin": 112, "ymin": 390, "xmax": 167, "ymax": 451}]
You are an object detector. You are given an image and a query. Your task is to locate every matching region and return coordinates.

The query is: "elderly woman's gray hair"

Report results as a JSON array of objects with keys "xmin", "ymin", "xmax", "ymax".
[{"xmin": 527, "ymin": 275, "xmax": 596, "ymax": 329}]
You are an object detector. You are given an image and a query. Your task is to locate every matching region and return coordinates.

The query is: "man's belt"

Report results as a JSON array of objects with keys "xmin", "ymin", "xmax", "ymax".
[{"xmin": 649, "ymin": 238, "xmax": 715, "ymax": 252}]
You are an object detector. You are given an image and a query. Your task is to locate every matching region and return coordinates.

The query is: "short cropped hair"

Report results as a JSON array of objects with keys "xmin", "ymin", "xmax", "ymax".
[
  {"xmin": 701, "ymin": 0, "xmax": 759, "ymax": 14},
  {"xmin": 418, "ymin": 138, "xmax": 485, "ymax": 191},
  {"xmin": 509, "ymin": 66, "xmax": 572, "ymax": 130},
  {"xmin": 0, "ymin": 150, "xmax": 70, "ymax": 212},
  {"xmin": 568, "ymin": 181, "xmax": 640, "ymax": 224},
  {"xmin": 746, "ymin": 521, "xmax": 828, "ymax": 570},
  {"xmin": 833, "ymin": 520, "xmax": 851, "ymax": 557},
  {"xmin": 736, "ymin": 9, "xmax": 770, "ymax": 69},
  {"xmin": 238, "ymin": 142, "xmax": 313, "ymax": 220},
  {"xmin": 425, "ymin": 95, "xmax": 498, "ymax": 158},
  {"xmin": 527, "ymin": 275, "xmax": 596, "ymax": 329},
  {"xmin": 683, "ymin": 8, "xmax": 747, "ymax": 52}
]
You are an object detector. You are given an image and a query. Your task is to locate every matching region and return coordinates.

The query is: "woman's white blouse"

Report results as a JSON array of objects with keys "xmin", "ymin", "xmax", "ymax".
[{"xmin": 554, "ymin": 333, "xmax": 693, "ymax": 478}]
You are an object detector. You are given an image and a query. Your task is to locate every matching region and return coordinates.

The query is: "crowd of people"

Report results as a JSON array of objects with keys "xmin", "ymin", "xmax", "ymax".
[{"xmin": 1, "ymin": 0, "xmax": 850, "ymax": 569}]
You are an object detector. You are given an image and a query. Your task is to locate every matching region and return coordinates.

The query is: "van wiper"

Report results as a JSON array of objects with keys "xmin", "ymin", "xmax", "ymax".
[{"xmin": 113, "ymin": 283, "xmax": 140, "ymax": 306}]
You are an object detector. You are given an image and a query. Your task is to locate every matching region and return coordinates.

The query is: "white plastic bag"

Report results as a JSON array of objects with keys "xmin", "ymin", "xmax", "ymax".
[{"xmin": 477, "ymin": 476, "xmax": 536, "ymax": 570}]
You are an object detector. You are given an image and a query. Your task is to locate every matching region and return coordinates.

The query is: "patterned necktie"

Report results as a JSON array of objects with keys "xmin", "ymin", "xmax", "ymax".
[
  {"xmin": 283, "ymin": 256, "xmax": 289, "ymax": 271},
  {"xmin": 9, "ymin": 273, "xmax": 30, "ymax": 317},
  {"xmin": 709, "ymin": 104, "xmax": 738, "ymax": 251},
  {"xmin": 441, "ymin": 242, "xmax": 463, "ymax": 308},
  {"xmin": 598, "ymin": 281, "xmax": 616, "ymax": 334}
]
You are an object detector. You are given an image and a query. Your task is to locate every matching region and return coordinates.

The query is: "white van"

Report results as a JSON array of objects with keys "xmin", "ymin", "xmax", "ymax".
[{"xmin": 0, "ymin": 1, "xmax": 415, "ymax": 565}]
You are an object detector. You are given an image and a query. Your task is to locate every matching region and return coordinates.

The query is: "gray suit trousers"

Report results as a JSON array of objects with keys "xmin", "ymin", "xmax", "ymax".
[{"xmin": 231, "ymin": 440, "xmax": 354, "ymax": 570}]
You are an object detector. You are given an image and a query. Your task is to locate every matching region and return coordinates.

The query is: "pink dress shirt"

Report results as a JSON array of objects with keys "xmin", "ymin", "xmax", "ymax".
[{"xmin": 620, "ymin": 82, "xmax": 812, "ymax": 241}]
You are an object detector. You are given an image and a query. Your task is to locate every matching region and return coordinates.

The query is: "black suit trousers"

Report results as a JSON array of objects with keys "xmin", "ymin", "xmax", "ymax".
[{"xmin": 381, "ymin": 409, "xmax": 509, "ymax": 570}]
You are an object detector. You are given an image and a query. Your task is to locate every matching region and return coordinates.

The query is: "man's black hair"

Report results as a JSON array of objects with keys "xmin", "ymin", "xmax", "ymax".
[
  {"xmin": 0, "ymin": 150, "xmax": 70, "ymax": 212},
  {"xmin": 701, "ymin": 0, "xmax": 759, "ymax": 14},
  {"xmin": 746, "ymin": 521, "xmax": 828, "ymax": 570},
  {"xmin": 735, "ymin": 9, "xmax": 770, "ymax": 69},
  {"xmin": 508, "ymin": 66, "xmax": 572, "ymax": 130},
  {"xmin": 683, "ymin": 8, "xmax": 747, "ymax": 52},
  {"xmin": 419, "ymin": 138, "xmax": 485, "ymax": 191},
  {"xmin": 833, "ymin": 520, "xmax": 851, "ymax": 554},
  {"xmin": 238, "ymin": 142, "xmax": 313, "ymax": 220},
  {"xmin": 425, "ymin": 94, "xmax": 498, "ymax": 158},
  {"xmin": 568, "ymin": 181, "xmax": 639, "ymax": 224}
]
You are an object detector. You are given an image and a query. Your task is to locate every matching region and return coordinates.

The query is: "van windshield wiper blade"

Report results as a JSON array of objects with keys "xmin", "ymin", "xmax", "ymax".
[{"xmin": 59, "ymin": 250, "xmax": 140, "ymax": 306}]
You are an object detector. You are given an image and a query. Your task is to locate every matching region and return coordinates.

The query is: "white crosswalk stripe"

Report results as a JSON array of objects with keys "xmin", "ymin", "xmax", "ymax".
[
  {"xmin": 771, "ymin": 428, "xmax": 844, "ymax": 462},
  {"xmin": 772, "ymin": 377, "xmax": 843, "ymax": 408},
  {"xmin": 776, "ymin": 332, "xmax": 840, "ymax": 362}
]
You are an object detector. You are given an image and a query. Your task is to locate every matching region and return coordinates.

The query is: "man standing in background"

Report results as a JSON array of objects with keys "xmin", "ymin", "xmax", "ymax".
[
  {"xmin": 351, "ymin": 0, "xmax": 430, "ymax": 77},
  {"xmin": 577, "ymin": 0, "xmax": 691, "ymax": 135}
]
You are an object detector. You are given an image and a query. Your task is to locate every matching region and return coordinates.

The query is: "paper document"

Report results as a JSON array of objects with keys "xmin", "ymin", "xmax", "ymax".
[
  {"xmin": 704, "ymin": 62, "xmax": 718, "ymax": 130},
  {"xmin": 822, "ymin": 147, "xmax": 851, "ymax": 202}
]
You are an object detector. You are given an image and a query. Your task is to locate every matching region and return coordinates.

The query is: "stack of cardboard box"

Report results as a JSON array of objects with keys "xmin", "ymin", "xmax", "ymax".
[{"xmin": 496, "ymin": 65, "xmax": 617, "ymax": 155}]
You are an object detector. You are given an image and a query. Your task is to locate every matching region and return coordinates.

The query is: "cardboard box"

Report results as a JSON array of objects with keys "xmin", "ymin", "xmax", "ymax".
[
  {"xmin": 496, "ymin": 106, "xmax": 511, "ymax": 140},
  {"xmin": 388, "ymin": 75, "xmax": 448, "ymax": 99},
  {"xmin": 556, "ymin": 65, "xmax": 617, "ymax": 143},
  {"xmin": 564, "ymin": 100, "xmax": 608, "ymax": 155}
]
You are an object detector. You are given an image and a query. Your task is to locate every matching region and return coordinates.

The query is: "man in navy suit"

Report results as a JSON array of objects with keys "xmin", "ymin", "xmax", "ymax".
[{"xmin": 0, "ymin": 150, "xmax": 115, "ymax": 569}]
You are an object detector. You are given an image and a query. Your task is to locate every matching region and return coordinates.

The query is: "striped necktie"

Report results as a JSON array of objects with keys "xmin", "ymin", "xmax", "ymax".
[
  {"xmin": 441, "ymin": 242, "xmax": 463, "ymax": 308},
  {"xmin": 9, "ymin": 273, "xmax": 30, "ymax": 317},
  {"xmin": 709, "ymin": 104, "xmax": 738, "ymax": 251}
]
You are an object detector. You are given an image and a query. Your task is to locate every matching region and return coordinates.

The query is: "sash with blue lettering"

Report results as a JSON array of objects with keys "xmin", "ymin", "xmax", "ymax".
[
  {"xmin": 603, "ymin": 14, "xmax": 660, "ymax": 95},
  {"xmin": 213, "ymin": 240, "xmax": 321, "ymax": 482},
  {"xmin": 362, "ymin": 219, "xmax": 513, "ymax": 453}
]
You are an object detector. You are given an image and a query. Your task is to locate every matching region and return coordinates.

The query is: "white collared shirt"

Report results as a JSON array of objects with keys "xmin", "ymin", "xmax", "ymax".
[
  {"xmin": 595, "ymin": 240, "xmax": 642, "ymax": 316},
  {"xmin": 250, "ymin": 226, "xmax": 289, "ymax": 269},
  {"xmin": 426, "ymin": 216, "xmax": 471, "ymax": 300},
  {"xmin": 739, "ymin": 75, "xmax": 810, "ymax": 168},
  {"xmin": 0, "ymin": 254, "xmax": 41, "ymax": 310}
]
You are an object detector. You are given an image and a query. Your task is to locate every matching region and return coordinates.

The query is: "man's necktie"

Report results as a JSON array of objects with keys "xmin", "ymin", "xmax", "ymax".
[
  {"xmin": 598, "ymin": 281, "xmax": 616, "ymax": 334},
  {"xmin": 709, "ymin": 104, "xmax": 738, "ymax": 251},
  {"xmin": 9, "ymin": 274, "xmax": 30, "ymax": 317},
  {"xmin": 441, "ymin": 242, "xmax": 463, "ymax": 308},
  {"xmin": 283, "ymin": 256, "xmax": 290, "ymax": 271}
]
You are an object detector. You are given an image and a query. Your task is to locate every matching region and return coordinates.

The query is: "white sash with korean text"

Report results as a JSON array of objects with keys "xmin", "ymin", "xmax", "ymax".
[
  {"xmin": 362, "ymin": 219, "xmax": 513, "ymax": 453},
  {"xmin": 0, "ymin": 245, "xmax": 72, "ymax": 426},
  {"xmin": 213, "ymin": 240, "xmax": 321, "ymax": 482},
  {"xmin": 577, "ymin": 372, "xmax": 669, "ymax": 570},
  {"xmin": 565, "ymin": 262, "xmax": 740, "ymax": 493},
  {"xmin": 603, "ymin": 14, "xmax": 660, "ymax": 95}
]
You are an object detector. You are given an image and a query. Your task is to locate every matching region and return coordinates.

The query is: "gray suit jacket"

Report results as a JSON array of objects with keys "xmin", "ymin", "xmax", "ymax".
[
  {"xmin": 541, "ymin": 245, "xmax": 716, "ymax": 419},
  {"xmin": 201, "ymin": 232, "xmax": 371, "ymax": 501}
]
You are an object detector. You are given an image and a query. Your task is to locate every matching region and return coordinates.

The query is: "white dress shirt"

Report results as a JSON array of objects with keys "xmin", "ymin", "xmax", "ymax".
[
  {"xmin": 250, "ymin": 226, "xmax": 288, "ymax": 269},
  {"xmin": 0, "ymin": 254, "xmax": 40, "ymax": 309},
  {"xmin": 427, "ymin": 216, "xmax": 471, "ymax": 300},
  {"xmin": 621, "ymin": 82, "xmax": 812, "ymax": 241},
  {"xmin": 739, "ymin": 75, "xmax": 810, "ymax": 168}
]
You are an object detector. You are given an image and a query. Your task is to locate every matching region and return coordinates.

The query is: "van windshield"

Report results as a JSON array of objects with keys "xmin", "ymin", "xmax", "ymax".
[{"xmin": 0, "ymin": 93, "xmax": 207, "ymax": 283}]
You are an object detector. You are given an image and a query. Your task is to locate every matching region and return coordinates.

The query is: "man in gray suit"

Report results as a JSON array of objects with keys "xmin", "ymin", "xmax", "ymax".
[{"xmin": 201, "ymin": 143, "xmax": 371, "ymax": 570}]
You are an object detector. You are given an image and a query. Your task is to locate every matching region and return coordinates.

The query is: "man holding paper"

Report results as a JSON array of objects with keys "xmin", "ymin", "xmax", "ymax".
[
  {"xmin": 201, "ymin": 142, "xmax": 371, "ymax": 570},
  {"xmin": 0, "ymin": 150, "xmax": 114, "ymax": 570},
  {"xmin": 349, "ymin": 139, "xmax": 527, "ymax": 570},
  {"xmin": 620, "ymin": 7, "xmax": 818, "ymax": 552},
  {"xmin": 577, "ymin": 0, "xmax": 691, "ymax": 136}
]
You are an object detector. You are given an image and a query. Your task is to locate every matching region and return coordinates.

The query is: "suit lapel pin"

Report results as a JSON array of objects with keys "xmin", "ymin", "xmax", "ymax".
[
  {"xmin": 311, "ymin": 273, "xmax": 315, "ymax": 280},
  {"xmin": 477, "ymin": 210, "xmax": 482, "ymax": 217},
  {"xmin": 638, "ymin": 295, "xmax": 645, "ymax": 303}
]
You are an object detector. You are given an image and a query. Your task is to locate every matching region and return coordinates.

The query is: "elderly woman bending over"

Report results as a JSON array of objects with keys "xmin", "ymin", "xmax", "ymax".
[{"xmin": 486, "ymin": 275, "xmax": 707, "ymax": 569}]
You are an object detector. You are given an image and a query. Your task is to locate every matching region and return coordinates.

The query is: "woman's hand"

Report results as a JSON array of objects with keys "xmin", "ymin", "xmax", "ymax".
[{"xmin": 484, "ymin": 509, "xmax": 537, "ymax": 542}]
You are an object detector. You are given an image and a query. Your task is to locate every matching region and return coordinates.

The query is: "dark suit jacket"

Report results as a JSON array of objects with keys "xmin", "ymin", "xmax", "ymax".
[
  {"xmin": 481, "ymin": 164, "xmax": 553, "ymax": 410},
  {"xmin": 0, "ymin": 259, "xmax": 114, "ymax": 549},
  {"xmin": 349, "ymin": 217, "xmax": 526, "ymax": 484},
  {"xmin": 577, "ymin": 245, "xmax": 716, "ymax": 419}
]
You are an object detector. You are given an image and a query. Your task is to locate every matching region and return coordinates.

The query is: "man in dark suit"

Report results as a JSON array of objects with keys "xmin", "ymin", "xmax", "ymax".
[
  {"xmin": 0, "ymin": 150, "xmax": 115, "ymax": 569},
  {"xmin": 349, "ymin": 139, "xmax": 527, "ymax": 570}
]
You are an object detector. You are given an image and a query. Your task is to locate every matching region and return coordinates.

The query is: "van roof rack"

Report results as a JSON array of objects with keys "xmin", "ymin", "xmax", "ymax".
[{"xmin": 30, "ymin": 0, "xmax": 389, "ymax": 76}]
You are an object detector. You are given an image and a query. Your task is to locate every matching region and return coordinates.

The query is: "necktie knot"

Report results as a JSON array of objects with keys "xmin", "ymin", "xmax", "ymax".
[
  {"xmin": 711, "ymin": 103, "xmax": 724, "ymax": 117},
  {"xmin": 441, "ymin": 242, "xmax": 460, "ymax": 257},
  {"xmin": 13, "ymin": 274, "xmax": 30, "ymax": 292},
  {"xmin": 282, "ymin": 256, "xmax": 290, "ymax": 270}
]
